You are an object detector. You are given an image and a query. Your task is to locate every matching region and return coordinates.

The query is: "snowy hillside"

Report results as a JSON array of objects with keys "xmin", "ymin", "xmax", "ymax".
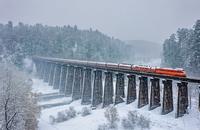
[{"xmin": 32, "ymin": 79, "xmax": 200, "ymax": 130}]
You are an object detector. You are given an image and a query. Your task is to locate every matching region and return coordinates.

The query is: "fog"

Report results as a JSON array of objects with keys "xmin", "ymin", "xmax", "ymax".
[{"xmin": 0, "ymin": 0, "xmax": 200, "ymax": 43}]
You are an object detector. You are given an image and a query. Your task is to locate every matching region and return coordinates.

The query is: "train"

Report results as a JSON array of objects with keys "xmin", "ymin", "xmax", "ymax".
[
  {"xmin": 101, "ymin": 62, "xmax": 186, "ymax": 78},
  {"xmin": 64, "ymin": 59, "xmax": 187, "ymax": 78},
  {"xmin": 38, "ymin": 57, "xmax": 187, "ymax": 78}
]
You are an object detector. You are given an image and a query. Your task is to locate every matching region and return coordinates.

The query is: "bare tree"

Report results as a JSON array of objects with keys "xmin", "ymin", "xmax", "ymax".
[
  {"xmin": 104, "ymin": 106, "xmax": 119, "ymax": 129},
  {"xmin": 0, "ymin": 63, "xmax": 40, "ymax": 130}
]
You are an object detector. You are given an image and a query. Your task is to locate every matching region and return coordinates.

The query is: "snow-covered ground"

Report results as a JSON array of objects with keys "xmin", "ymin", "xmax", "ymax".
[{"xmin": 32, "ymin": 78, "xmax": 200, "ymax": 130}]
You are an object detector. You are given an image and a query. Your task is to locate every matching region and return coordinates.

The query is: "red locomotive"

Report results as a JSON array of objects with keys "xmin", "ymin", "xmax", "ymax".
[{"xmin": 131, "ymin": 65, "xmax": 186, "ymax": 77}]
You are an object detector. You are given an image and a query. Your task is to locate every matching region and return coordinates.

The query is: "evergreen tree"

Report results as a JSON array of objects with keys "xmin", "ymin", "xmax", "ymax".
[
  {"xmin": 162, "ymin": 34, "xmax": 179, "ymax": 68},
  {"xmin": 189, "ymin": 20, "xmax": 200, "ymax": 75},
  {"xmin": 177, "ymin": 28, "xmax": 194, "ymax": 69}
]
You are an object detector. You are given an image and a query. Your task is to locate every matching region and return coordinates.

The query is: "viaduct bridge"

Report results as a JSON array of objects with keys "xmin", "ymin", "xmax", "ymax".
[{"xmin": 33, "ymin": 56, "xmax": 200, "ymax": 118}]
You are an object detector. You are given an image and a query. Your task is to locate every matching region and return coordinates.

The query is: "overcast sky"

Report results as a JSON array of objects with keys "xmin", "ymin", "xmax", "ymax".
[{"xmin": 0, "ymin": 0, "xmax": 200, "ymax": 43}]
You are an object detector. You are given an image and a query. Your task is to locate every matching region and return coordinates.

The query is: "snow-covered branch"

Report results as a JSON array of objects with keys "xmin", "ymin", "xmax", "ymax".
[{"xmin": 0, "ymin": 63, "xmax": 40, "ymax": 130}]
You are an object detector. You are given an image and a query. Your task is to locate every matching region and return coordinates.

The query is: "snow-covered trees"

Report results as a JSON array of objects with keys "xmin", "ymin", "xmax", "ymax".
[
  {"xmin": 162, "ymin": 19, "xmax": 200, "ymax": 76},
  {"xmin": 163, "ymin": 34, "xmax": 179, "ymax": 68},
  {"xmin": 121, "ymin": 111, "xmax": 150, "ymax": 130},
  {"xmin": 176, "ymin": 28, "xmax": 194, "ymax": 69},
  {"xmin": 104, "ymin": 106, "xmax": 119, "ymax": 129},
  {"xmin": 98, "ymin": 108, "xmax": 150, "ymax": 130},
  {"xmin": 121, "ymin": 111, "xmax": 138, "ymax": 130},
  {"xmin": 0, "ymin": 21, "xmax": 132, "ymax": 68},
  {"xmin": 98, "ymin": 106, "xmax": 119, "ymax": 130},
  {"xmin": 189, "ymin": 20, "xmax": 200, "ymax": 75},
  {"xmin": 0, "ymin": 63, "xmax": 40, "ymax": 130},
  {"xmin": 81, "ymin": 107, "xmax": 91, "ymax": 117},
  {"xmin": 49, "ymin": 106, "xmax": 77, "ymax": 124}
]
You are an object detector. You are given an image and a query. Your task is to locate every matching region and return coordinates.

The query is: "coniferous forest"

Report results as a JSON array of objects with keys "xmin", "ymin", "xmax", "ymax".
[
  {"xmin": 162, "ymin": 20, "xmax": 200, "ymax": 76},
  {"xmin": 0, "ymin": 21, "xmax": 132, "ymax": 68}
]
